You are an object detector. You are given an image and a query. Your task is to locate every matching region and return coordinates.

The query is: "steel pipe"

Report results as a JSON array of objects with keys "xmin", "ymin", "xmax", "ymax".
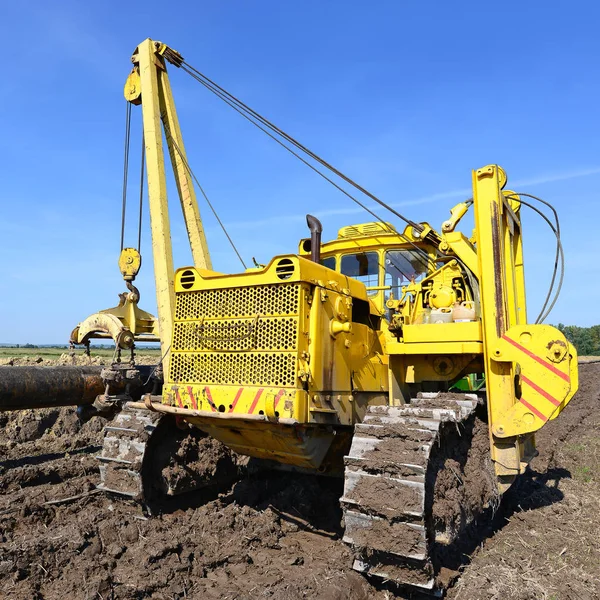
[{"xmin": 0, "ymin": 366, "xmax": 155, "ymax": 411}]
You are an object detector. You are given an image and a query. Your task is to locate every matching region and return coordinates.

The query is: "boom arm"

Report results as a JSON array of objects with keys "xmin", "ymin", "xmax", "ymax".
[
  {"xmin": 125, "ymin": 39, "xmax": 213, "ymax": 371},
  {"xmin": 471, "ymin": 165, "xmax": 577, "ymax": 490},
  {"xmin": 70, "ymin": 40, "xmax": 214, "ymax": 364}
]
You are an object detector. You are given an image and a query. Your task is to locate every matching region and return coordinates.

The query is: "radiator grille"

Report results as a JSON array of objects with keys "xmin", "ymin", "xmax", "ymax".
[
  {"xmin": 173, "ymin": 317, "xmax": 298, "ymax": 352},
  {"xmin": 170, "ymin": 284, "xmax": 301, "ymax": 387},
  {"xmin": 174, "ymin": 284, "xmax": 300, "ymax": 320},
  {"xmin": 170, "ymin": 352, "xmax": 297, "ymax": 387}
]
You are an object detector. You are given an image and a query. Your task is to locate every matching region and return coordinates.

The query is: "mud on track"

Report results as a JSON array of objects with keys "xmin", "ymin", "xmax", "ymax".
[{"xmin": 0, "ymin": 359, "xmax": 598, "ymax": 599}]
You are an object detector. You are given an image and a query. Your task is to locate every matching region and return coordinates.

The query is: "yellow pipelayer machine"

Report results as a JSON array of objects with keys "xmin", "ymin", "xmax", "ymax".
[{"xmin": 64, "ymin": 39, "xmax": 578, "ymax": 592}]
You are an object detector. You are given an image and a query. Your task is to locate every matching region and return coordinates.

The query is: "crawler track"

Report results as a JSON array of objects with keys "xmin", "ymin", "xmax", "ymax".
[
  {"xmin": 96, "ymin": 405, "xmax": 242, "ymax": 501},
  {"xmin": 96, "ymin": 405, "xmax": 161, "ymax": 498},
  {"xmin": 342, "ymin": 393, "xmax": 481, "ymax": 594}
]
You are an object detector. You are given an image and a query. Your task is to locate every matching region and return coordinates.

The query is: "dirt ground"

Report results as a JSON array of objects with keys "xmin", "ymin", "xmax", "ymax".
[
  {"xmin": 448, "ymin": 360, "xmax": 600, "ymax": 600},
  {"xmin": 0, "ymin": 358, "xmax": 598, "ymax": 599}
]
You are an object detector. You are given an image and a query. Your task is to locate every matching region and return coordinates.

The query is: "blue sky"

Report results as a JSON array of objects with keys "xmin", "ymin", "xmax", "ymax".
[{"xmin": 0, "ymin": 1, "xmax": 598, "ymax": 344}]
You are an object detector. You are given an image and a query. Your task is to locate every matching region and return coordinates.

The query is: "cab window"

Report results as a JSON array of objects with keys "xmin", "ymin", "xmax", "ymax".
[
  {"xmin": 320, "ymin": 256, "xmax": 336, "ymax": 270},
  {"xmin": 384, "ymin": 249, "xmax": 428, "ymax": 299},
  {"xmin": 341, "ymin": 252, "xmax": 379, "ymax": 294}
]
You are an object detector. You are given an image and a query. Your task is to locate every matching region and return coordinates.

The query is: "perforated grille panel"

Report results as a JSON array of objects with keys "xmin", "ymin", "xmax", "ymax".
[
  {"xmin": 172, "ymin": 317, "xmax": 298, "ymax": 352},
  {"xmin": 170, "ymin": 283, "xmax": 301, "ymax": 387},
  {"xmin": 174, "ymin": 284, "xmax": 300, "ymax": 320},
  {"xmin": 170, "ymin": 352, "xmax": 297, "ymax": 387}
]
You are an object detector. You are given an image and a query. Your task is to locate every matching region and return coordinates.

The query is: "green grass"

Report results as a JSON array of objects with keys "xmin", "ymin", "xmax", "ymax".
[
  {"xmin": 564, "ymin": 435, "xmax": 600, "ymax": 484},
  {"xmin": 0, "ymin": 347, "xmax": 161, "ymax": 359},
  {"xmin": 575, "ymin": 465, "xmax": 594, "ymax": 483}
]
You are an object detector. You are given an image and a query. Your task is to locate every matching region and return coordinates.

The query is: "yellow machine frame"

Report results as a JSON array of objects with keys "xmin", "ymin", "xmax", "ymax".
[{"xmin": 119, "ymin": 40, "xmax": 576, "ymax": 490}]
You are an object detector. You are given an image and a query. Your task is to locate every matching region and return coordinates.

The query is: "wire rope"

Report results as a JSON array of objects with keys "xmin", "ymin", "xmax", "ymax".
[
  {"xmin": 508, "ymin": 195, "xmax": 564, "ymax": 323},
  {"xmin": 137, "ymin": 134, "xmax": 145, "ymax": 252},
  {"xmin": 120, "ymin": 102, "xmax": 132, "ymax": 251},
  {"xmin": 176, "ymin": 58, "xmax": 567, "ymax": 326},
  {"xmin": 179, "ymin": 65, "xmax": 434, "ymax": 273},
  {"xmin": 161, "ymin": 121, "xmax": 248, "ymax": 269},
  {"xmin": 506, "ymin": 192, "xmax": 561, "ymax": 323},
  {"xmin": 180, "ymin": 61, "xmax": 427, "ymax": 234}
]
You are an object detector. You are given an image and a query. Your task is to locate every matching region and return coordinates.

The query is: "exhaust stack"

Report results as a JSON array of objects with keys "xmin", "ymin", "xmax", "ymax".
[{"xmin": 306, "ymin": 214, "xmax": 323, "ymax": 263}]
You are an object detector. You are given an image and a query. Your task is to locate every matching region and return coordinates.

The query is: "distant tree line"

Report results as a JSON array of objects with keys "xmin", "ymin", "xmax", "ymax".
[
  {"xmin": 556, "ymin": 324, "xmax": 600, "ymax": 356},
  {"xmin": 1, "ymin": 344, "xmax": 69, "ymax": 349},
  {"xmin": 1, "ymin": 343, "xmax": 158, "ymax": 350},
  {"xmin": 4, "ymin": 329, "xmax": 599, "ymax": 356}
]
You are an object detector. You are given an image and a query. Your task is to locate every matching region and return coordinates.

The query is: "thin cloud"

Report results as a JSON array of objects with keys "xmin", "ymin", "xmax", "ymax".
[
  {"xmin": 512, "ymin": 166, "xmax": 600, "ymax": 187},
  {"xmin": 225, "ymin": 165, "xmax": 600, "ymax": 230}
]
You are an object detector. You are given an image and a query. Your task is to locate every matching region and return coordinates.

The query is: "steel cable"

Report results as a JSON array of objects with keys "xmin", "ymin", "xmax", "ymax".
[
  {"xmin": 506, "ymin": 192, "xmax": 561, "ymax": 323},
  {"xmin": 508, "ymin": 195, "xmax": 564, "ymax": 323},
  {"xmin": 137, "ymin": 134, "xmax": 145, "ymax": 252},
  {"xmin": 174, "ymin": 60, "xmax": 566, "ymax": 327},
  {"xmin": 181, "ymin": 61, "xmax": 426, "ymax": 234},
  {"xmin": 161, "ymin": 121, "xmax": 247, "ymax": 269},
  {"xmin": 179, "ymin": 65, "xmax": 433, "ymax": 273},
  {"xmin": 120, "ymin": 102, "xmax": 132, "ymax": 251}
]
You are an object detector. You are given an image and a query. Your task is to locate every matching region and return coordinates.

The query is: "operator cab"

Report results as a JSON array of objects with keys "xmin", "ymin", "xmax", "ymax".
[{"xmin": 299, "ymin": 220, "xmax": 435, "ymax": 316}]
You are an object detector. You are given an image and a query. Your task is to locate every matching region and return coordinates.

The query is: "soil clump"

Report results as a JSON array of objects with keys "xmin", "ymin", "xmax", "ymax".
[{"xmin": 0, "ymin": 359, "xmax": 598, "ymax": 598}]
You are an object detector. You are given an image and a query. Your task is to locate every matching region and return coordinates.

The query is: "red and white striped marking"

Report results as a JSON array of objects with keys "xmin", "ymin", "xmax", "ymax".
[
  {"xmin": 502, "ymin": 335, "xmax": 570, "ymax": 382},
  {"xmin": 184, "ymin": 386, "xmax": 288, "ymax": 415},
  {"xmin": 501, "ymin": 334, "xmax": 570, "ymax": 422},
  {"xmin": 248, "ymin": 388, "xmax": 264, "ymax": 414}
]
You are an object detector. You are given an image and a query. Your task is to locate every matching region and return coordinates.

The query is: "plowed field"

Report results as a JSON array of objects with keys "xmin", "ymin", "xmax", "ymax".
[{"xmin": 1, "ymin": 357, "xmax": 598, "ymax": 599}]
